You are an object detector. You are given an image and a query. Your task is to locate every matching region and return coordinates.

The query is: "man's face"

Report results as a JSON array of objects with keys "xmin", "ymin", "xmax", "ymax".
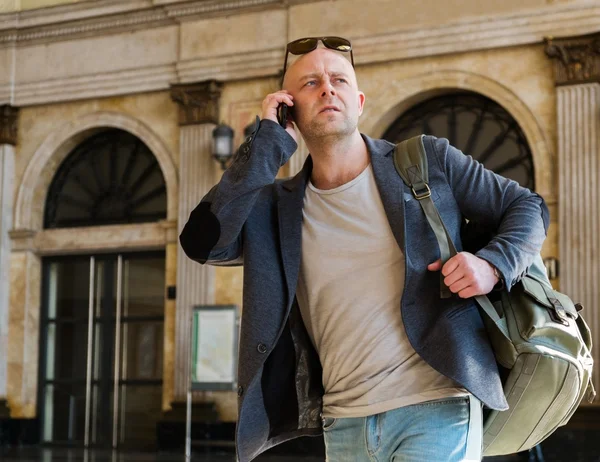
[{"xmin": 282, "ymin": 48, "xmax": 365, "ymax": 140}]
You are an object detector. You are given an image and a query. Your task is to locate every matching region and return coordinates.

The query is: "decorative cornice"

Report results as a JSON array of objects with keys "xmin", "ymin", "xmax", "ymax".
[
  {"xmin": 0, "ymin": 2, "xmax": 598, "ymax": 107},
  {"xmin": 0, "ymin": 105, "xmax": 18, "ymax": 146},
  {"xmin": 2, "ymin": 0, "xmax": 148, "ymax": 29},
  {"xmin": 170, "ymin": 81, "xmax": 223, "ymax": 126},
  {"xmin": 176, "ymin": 48, "xmax": 282, "ymax": 84},
  {"xmin": 545, "ymin": 33, "xmax": 600, "ymax": 86},
  {"xmin": 14, "ymin": 64, "xmax": 177, "ymax": 107},
  {"xmin": 5, "ymin": 0, "xmax": 595, "ymax": 50},
  {"xmin": 1, "ymin": 10, "xmax": 174, "ymax": 47},
  {"xmin": 161, "ymin": 0, "xmax": 282, "ymax": 19},
  {"xmin": 0, "ymin": 0, "xmax": 293, "ymax": 47},
  {"xmin": 354, "ymin": 4, "xmax": 600, "ymax": 64}
]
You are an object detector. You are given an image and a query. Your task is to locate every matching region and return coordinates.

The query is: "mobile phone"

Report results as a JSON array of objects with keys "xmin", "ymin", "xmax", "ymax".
[{"xmin": 277, "ymin": 103, "xmax": 289, "ymax": 128}]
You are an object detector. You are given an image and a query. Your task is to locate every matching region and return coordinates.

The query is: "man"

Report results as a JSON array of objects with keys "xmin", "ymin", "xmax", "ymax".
[{"xmin": 180, "ymin": 37, "xmax": 548, "ymax": 462}]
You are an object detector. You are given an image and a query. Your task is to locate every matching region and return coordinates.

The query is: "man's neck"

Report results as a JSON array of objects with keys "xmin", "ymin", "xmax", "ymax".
[{"xmin": 305, "ymin": 131, "xmax": 370, "ymax": 190}]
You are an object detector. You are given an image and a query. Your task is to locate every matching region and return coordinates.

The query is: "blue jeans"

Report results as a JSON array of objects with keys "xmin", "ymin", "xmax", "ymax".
[{"xmin": 322, "ymin": 395, "xmax": 482, "ymax": 462}]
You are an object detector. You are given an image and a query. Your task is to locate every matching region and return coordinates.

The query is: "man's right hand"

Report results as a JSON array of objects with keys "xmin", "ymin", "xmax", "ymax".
[{"xmin": 261, "ymin": 91, "xmax": 297, "ymax": 143}]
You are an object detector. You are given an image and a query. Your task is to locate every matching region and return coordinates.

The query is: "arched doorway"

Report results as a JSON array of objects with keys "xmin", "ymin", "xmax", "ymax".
[
  {"xmin": 38, "ymin": 129, "xmax": 167, "ymax": 450},
  {"xmin": 382, "ymin": 91, "xmax": 535, "ymax": 190}
]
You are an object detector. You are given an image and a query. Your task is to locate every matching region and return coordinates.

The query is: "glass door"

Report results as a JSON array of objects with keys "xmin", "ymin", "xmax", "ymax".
[{"xmin": 39, "ymin": 252, "xmax": 165, "ymax": 449}]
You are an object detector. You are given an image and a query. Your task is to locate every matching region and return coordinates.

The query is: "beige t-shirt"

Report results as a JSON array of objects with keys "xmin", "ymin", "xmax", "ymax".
[{"xmin": 296, "ymin": 164, "xmax": 467, "ymax": 418}]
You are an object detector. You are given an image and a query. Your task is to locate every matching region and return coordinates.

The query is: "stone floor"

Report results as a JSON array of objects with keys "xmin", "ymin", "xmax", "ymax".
[
  {"xmin": 0, "ymin": 448, "xmax": 321, "ymax": 462},
  {"xmin": 1, "ymin": 426, "xmax": 599, "ymax": 462},
  {"xmin": 0, "ymin": 446, "xmax": 580, "ymax": 462}
]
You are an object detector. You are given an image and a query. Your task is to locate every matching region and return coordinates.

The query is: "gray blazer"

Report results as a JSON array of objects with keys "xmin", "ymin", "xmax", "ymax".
[{"xmin": 180, "ymin": 119, "xmax": 549, "ymax": 462}]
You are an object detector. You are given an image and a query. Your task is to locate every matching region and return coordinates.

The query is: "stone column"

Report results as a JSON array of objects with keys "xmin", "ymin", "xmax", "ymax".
[
  {"xmin": 546, "ymin": 33, "xmax": 600, "ymax": 399},
  {"xmin": 6, "ymin": 230, "xmax": 40, "ymax": 418},
  {"xmin": 170, "ymin": 81, "xmax": 222, "ymax": 401},
  {"xmin": 0, "ymin": 105, "xmax": 18, "ymax": 416}
]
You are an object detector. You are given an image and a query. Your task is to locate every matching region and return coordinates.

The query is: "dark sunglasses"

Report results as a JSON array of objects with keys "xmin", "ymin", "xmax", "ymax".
[{"xmin": 282, "ymin": 36, "xmax": 354, "ymax": 77}]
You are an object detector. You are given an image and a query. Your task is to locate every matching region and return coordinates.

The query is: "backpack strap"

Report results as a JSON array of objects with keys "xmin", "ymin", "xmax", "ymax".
[
  {"xmin": 393, "ymin": 135, "xmax": 454, "ymax": 299},
  {"xmin": 393, "ymin": 135, "xmax": 430, "ymax": 197},
  {"xmin": 393, "ymin": 136, "xmax": 511, "ymax": 338}
]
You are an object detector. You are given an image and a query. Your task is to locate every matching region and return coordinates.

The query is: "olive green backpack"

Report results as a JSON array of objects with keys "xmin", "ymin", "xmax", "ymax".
[{"xmin": 393, "ymin": 135, "xmax": 596, "ymax": 456}]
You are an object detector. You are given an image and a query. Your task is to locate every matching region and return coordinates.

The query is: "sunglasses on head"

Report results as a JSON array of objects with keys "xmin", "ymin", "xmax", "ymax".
[{"xmin": 282, "ymin": 36, "xmax": 354, "ymax": 76}]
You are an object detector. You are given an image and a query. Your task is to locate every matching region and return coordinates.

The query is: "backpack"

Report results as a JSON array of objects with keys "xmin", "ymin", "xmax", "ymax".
[{"xmin": 393, "ymin": 135, "xmax": 595, "ymax": 456}]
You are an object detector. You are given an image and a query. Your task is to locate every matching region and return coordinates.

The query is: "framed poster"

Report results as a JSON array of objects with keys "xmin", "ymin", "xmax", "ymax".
[{"xmin": 190, "ymin": 304, "xmax": 240, "ymax": 391}]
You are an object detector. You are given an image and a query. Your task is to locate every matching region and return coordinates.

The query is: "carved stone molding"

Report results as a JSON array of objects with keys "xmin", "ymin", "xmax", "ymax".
[
  {"xmin": 13, "ymin": 64, "xmax": 177, "ymax": 107},
  {"xmin": 14, "ymin": 111, "xmax": 178, "ymax": 232},
  {"xmin": 159, "ymin": 219, "xmax": 179, "ymax": 244},
  {"xmin": 0, "ymin": 0, "xmax": 291, "ymax": 47},
  {"xmin": 176, "ymin": 48, "xmax": 282, "ymax": 84},
  {"xmin": 0, "ymin": 105, "xmax": 18, "ymax": 146},
  {"xmin": 0, "ymin": 0, "xmax": 597, "ymax": 51},
  {"xmin": 545, "ymin": 33, "xmax": 600, "ymax": 86},
  {"xmin": 170, "ymin": 81, "xmax": 223, "ymax": 126},
  {"xmin": 161, "ymin": 0, "xmax": 281, "ymax": 19},
  {"xmin": 0, "ymin": 10, "xmax": 173, "ymax": 47},
  {"xmin": 8, "ymin": 229, "xmax": 36, "ymax": 252},
  {"xmin": 33, "ymin": 223, "xmax": 167, "ymax": 256},
  {"xmin": 1, "ymin": 3, "xmax": 600, "ymax": 107}
]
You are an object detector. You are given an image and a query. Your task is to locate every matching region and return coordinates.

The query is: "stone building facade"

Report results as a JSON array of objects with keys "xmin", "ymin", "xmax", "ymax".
[{"xmin": 0, "ymin": 0, "xmax": 598, "ymax": 449}]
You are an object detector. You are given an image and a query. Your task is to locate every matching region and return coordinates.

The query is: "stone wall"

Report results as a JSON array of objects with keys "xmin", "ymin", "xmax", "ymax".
[{"xmin": 1, "ymin": 0, "xmax": 597, "ymax": 423}]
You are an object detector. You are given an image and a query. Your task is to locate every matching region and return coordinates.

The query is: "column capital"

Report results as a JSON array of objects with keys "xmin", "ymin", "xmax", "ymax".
[
  {"xmin": 545, "ymin": 33, "xmax": 600, "ymax": 86},
  {"xmin": 0, "ymin": 105, "xmax": 19, "ymax": 146},
  {"xmin": 170, "ymin": 80, "xmax": 223, "ymax": 126}
]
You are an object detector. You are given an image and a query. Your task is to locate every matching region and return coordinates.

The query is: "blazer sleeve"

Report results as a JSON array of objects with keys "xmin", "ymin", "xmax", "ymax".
[
  {"xmin": 179, "ymin": 118, "xmax": 298, "ymax": 266},
  {"xmin": 427, "ymin": 136, "xmax": 550, "ymax": 289}
]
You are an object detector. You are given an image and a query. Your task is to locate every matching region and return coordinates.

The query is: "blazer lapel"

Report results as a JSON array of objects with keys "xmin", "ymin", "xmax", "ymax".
[
  {"xmin": 365, "ymin": 135, "xmax": 407, "ymax": 253},
  {"xmin": 276, "ymin": 136, "xmax": 404, "ymax": 308},
  {"xmin": 277, "ymin": 156, "xmax": 312, "ymax": 308}
]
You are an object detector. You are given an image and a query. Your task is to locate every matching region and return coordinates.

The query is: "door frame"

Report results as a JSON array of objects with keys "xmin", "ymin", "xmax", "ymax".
[{"xmin": 37, "ymin": 250, "xmax": 165, "ymax": 448}]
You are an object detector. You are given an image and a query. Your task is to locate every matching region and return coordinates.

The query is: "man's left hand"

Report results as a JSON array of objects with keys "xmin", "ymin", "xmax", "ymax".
[{"xmin": 427, "ymin": 252, "xmax": 499, "ymax": 298}]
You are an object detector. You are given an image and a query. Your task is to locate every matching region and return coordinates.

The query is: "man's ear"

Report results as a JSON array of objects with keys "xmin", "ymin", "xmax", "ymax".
[{"xmin": 358, "ymin": 91, "xmax": 366, "ymax": 116}]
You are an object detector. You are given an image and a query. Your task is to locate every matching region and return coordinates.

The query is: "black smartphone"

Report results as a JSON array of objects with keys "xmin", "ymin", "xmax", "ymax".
[{"xmin": 277, "ymin": 103, "xmax": 289, "ymax": 128}]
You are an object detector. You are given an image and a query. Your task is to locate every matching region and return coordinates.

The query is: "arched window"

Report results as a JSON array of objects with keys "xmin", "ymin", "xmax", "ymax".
[
  {"xmin": 382, "ymin": 92, "xmax": 535, "ymax": 190},
  {"xmin": 44, "ymin": 129, "xmax": 167, "ymax": 229}
]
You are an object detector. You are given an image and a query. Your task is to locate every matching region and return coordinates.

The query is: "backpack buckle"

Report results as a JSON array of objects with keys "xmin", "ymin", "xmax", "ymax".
[
  {"xmin": 412, "ymin": 184, "xmax": 431, "ymax": 200},
  {"xmin": 549, "ymin": 297, "xmax": 570, "ymax": 325}
]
